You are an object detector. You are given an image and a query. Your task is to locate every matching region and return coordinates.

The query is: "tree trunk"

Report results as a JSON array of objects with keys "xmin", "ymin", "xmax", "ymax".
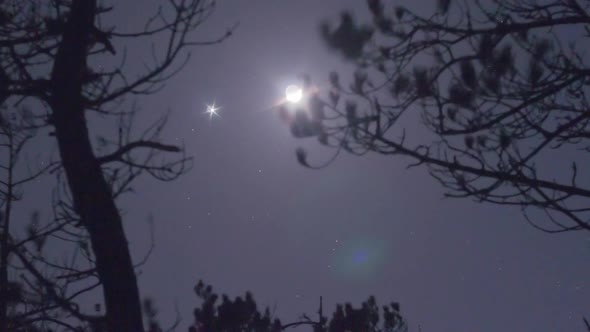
[
  {"xmin": 0, "ymin": 138, "xmax": 13, "ymax": 332},
  {"xmin": 49, "ymin": 1, "xmax": 144, "ymax": 331}
]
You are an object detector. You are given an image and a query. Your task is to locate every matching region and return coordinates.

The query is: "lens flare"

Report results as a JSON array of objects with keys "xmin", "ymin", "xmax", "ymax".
[{"xmin": 331, "ymin": 236, "xmax": 389, "ymax": 281}]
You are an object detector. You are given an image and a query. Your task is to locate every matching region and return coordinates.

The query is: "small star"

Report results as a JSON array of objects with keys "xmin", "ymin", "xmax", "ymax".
[{"xmin": 205, "ymin": 102, "xmax": 221, "ymax": 119}]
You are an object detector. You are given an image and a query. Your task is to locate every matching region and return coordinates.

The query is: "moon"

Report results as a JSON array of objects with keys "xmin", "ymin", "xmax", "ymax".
[{"xmin": 285, "ymin": 85, "xmax": 303, "ymax": 103}]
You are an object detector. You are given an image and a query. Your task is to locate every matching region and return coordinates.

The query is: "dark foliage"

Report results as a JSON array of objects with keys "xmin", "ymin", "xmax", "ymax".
[
  {"xmin": 189, "ymin": 281, "xmax": 282, "ymax": 332},
  {"xmin": 189, "ymin": 281, "xmax": 407, "ymax": 332},
  {"xmin": 287, "ymin": 0, "xmax": 590, "ymax": 235}
]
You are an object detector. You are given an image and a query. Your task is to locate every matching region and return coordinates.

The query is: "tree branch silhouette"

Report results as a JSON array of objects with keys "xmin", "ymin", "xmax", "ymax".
[{"xmin": 287, "ymin": 0, "xmax": 590, "ymax": 234}]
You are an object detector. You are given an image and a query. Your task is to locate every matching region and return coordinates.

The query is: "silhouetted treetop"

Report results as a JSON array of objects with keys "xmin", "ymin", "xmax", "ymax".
[{"xmin": 189, "ymin": 280, "xmax": 407, "ymax": 332}]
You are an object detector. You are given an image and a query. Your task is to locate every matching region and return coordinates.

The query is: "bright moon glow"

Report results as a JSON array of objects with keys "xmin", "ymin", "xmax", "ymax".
[
  {"xmin": 285, "ymin": 85, "xmax": 303, "ymax": 103},
  {"xmin": 205, "ymin": 102, "xmax": 221, "ymax": 119}
]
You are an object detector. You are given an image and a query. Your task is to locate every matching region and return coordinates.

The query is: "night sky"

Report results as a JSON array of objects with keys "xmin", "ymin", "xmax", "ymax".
[{"xmin": 19, "ymin": 0, "xmax": 590, "ymax": 331}]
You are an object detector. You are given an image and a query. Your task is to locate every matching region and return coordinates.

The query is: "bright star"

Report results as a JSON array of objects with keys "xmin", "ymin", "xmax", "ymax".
[{"xmin": 205, "ymin": 102, "xmax": 221, "ymax": 119}]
